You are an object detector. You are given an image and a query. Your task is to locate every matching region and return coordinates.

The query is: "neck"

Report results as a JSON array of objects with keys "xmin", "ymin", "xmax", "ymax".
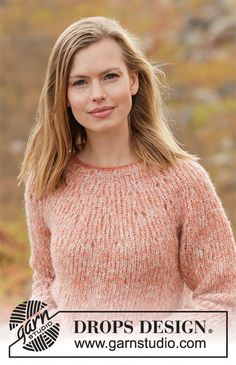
[{"xmin": 77, "ymin": 123, "xmax": 138, "ymax": 167}]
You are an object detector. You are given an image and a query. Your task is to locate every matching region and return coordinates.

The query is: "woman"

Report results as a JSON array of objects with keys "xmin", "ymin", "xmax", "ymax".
[{"xmin": 18, "ymin": 16, "xmax": 236, "ymax": 336}]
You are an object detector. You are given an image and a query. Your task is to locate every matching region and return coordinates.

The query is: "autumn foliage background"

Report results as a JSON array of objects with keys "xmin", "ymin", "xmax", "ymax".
[{"xmin": 0, "ymin": 0, "xmax": 236, "ymax": 322}]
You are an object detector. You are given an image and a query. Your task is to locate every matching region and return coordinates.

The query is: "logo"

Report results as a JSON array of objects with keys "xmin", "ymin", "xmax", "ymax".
[{"xmin": 9, "ymin": 300, "xmax": 60, "ymax": 352}]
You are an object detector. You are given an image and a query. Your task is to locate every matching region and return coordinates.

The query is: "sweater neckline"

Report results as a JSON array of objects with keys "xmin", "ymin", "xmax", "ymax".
[{"xmin": 71, "ymin": 153, "xmax": 143, "ymax": 172}]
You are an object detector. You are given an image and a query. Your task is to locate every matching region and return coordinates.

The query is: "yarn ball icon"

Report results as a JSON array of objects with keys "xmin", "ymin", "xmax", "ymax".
[{"xmin": 9, "ymin": 300, "xmax": 60, "ymax": 351}]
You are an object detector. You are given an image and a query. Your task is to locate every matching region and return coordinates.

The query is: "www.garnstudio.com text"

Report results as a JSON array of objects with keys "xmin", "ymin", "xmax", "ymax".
[{"xmin": 74, "ymin": 337, "xmax": 206, "ymax": 351}]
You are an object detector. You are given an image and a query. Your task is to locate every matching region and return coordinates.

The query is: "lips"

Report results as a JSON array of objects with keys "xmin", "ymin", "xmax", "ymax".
[
  {"xmin": 89, "ymin": 106, "xmax": 114, "ymax": 114},
  {"xmin": 89, "ymin": 107, "xmax": 115, "ymax": 119}
]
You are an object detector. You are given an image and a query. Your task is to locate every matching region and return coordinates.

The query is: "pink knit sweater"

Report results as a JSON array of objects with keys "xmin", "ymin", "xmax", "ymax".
[{"xmin": 24, "ymin": 154, "xmax": 236, "ymax": 330}]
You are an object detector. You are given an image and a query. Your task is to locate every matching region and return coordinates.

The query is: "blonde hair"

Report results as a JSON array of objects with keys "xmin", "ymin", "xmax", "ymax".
[{"xmin": 18, "ymin": 16, "xmax": 197, "ymax": 197}]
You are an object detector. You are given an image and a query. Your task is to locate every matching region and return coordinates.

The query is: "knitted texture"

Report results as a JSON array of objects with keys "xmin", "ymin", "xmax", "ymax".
[{"xmin": 24, "ymin": 155, "xmax": 236, "ymax": 332}]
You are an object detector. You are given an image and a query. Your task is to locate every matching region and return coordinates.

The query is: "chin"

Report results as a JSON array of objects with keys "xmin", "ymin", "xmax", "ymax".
[{"xmin": 92, "ymin": 119, "xmax": 122, "ymax": 130}]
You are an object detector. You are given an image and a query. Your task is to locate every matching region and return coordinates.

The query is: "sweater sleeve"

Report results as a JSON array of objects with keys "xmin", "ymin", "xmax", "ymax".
[
  {"xmin": 179, "ymin": 161, "xmax": 236, "ymax": 316},
  {"xmin": 24, "ymin": 176, "xmax": 57, "ymax": 311}
]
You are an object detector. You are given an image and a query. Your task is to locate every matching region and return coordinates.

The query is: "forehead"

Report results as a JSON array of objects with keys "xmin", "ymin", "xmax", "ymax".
[{"xmin": 69, "ymin": 38, "xmax": 126, "ymax": 75}]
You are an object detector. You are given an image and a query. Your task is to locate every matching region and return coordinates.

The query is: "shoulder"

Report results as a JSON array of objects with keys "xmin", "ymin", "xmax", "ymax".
[
  {"xmin": 24, "ymin": 173, "xmax": 36, "ymax": 199},
  {"xmin": 154, "ymin": 158, "xmax": 220, "ymax": 207},
  {"xmin": 164, "ymin": 158, "xmax": 214, "ymax": 191},
  {"xmin": 144, "ymin": 158, "xmax": 213, "ymax": 196},
  {"xmin": 167, "ymin": 159, "xmax": 226, "ymax": 217},
  {"xmin": 24, "ymin": 172, "xmax": 47, "ymax": 203}
]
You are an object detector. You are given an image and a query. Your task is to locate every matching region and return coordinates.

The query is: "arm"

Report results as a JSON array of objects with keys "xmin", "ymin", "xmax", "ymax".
[
  {"xmin": 24, "ymin": 176, "xmax": 57, "ymax": 311},
  {"xmin": 179, "ymin": 162, "xmax": 236, "ymax": 321}
]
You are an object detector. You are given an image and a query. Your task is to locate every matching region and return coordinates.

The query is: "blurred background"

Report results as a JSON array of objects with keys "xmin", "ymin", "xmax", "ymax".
[{"xmin": 0, "ymin": 0, "xmax": 236, "ymax": 324}]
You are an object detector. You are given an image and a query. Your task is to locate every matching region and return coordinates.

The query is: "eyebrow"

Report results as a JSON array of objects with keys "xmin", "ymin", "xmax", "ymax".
[{"xmin": 69, "ymin": 67, "xmax": 121, "ymax": 79}]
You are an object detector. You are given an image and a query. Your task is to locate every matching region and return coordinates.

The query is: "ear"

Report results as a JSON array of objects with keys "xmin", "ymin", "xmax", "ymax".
[{"xmin": 129, "ymin": 71, "xmax": 139, "ymax": 96}]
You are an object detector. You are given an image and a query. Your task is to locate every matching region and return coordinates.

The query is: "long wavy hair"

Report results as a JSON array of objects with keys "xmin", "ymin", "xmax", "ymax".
[{"xmin": 17, "ymin": 16, "xmax": 197, "ymax": 197}]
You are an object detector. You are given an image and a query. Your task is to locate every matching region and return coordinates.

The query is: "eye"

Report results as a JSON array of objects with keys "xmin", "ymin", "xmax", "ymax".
[
  {"xmin": 73, "ymin": 79, "xmax": 86, "ymax": 86},
  {"xmin": 105, "ymin": 73, "xmax": 119, "ymax": 80},
  {"xmin": 72, "ymin": 73, "xmax": 119, "ymax": 87}
]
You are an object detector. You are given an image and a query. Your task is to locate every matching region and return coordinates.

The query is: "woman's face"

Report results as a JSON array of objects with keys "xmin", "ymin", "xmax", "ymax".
[{"xmin": 67, "ymin": 38, "xmax": 139, "ymax": 133}]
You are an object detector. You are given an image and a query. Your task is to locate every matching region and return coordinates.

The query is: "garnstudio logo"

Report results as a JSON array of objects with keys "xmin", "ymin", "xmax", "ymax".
[{"xmin": 9, "ymin": 300, "xmax": 60, "ymax": 352}]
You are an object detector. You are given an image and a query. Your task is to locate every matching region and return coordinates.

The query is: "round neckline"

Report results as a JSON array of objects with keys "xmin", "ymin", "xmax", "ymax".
[{"xmin": 71, "ymin": 153, "xmax": 143, "ymax": 171}]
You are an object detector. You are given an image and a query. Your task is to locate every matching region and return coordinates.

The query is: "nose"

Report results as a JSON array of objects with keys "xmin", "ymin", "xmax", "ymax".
[{"xmin": 90, "ymin": 81, "xmax": 106, "ymax": 102}]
